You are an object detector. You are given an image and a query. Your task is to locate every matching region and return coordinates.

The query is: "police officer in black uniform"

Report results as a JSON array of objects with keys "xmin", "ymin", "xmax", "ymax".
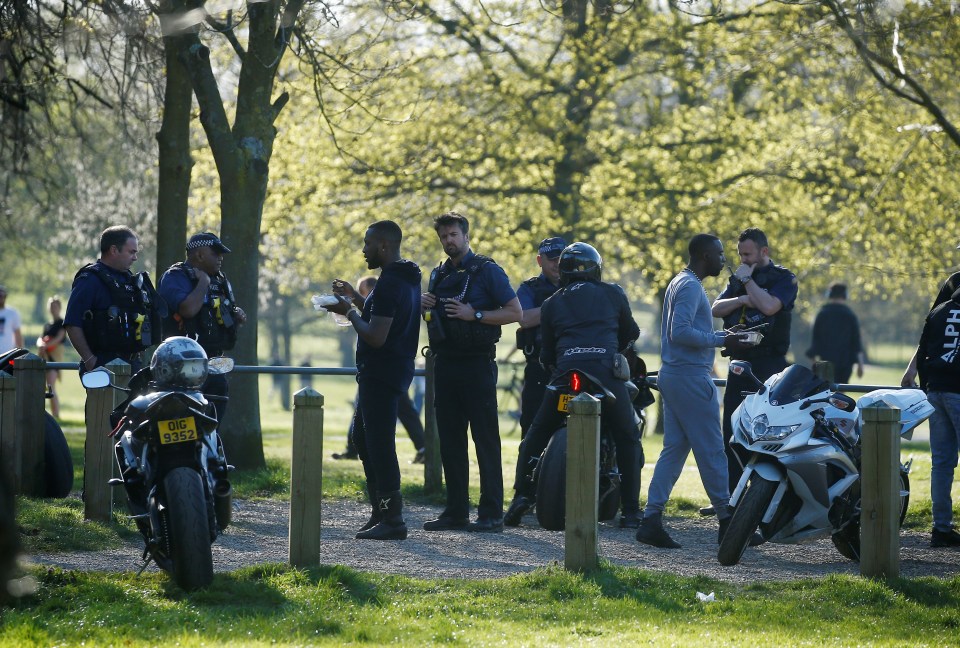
[
  {"xmin": 421, "ymin": 212, "xmax": 522, "ymax": 533},
  {"xmin": 158, "ymin": 232, "xmax": 246, "ymax": 421},
  {"xmin": 711, "ymin": 227, "xmax": 798, "ymax": 499},
  {"xmin": 504, "ymin": 242, "xmax": 644, "ymax": 529},
  {"xmin": 65, "ymin": 226, "xmax": 164, "ymax": 374},
  {"xmin": 515, "ymin": 237, "xmax": 566, "ymax": 439}
]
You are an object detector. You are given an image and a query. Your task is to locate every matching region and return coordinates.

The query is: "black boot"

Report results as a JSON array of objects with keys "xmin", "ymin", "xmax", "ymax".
[
  {"xmin": 635, "ymin": 512, "xmax": 681, "ymax": 549},
  {"xmin": 357, "ymin": 485, "xmax": 382, "ymax": 533},
  {"xmin": 504, "ymin": 493, "xmax": 535, "ymax": 527},
  {"xmin": 356, "ymin": 490, "xmax": 407, "ymax": 540}
]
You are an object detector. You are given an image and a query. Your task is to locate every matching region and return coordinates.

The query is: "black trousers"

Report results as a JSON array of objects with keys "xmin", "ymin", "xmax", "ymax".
[
  {"xmin": 519, "ymin": 359, "xmax": 549, "ymax": 439},
  {"xmin": 202, "ymin": 372, "xmax": 229, "ymax": 424},
  {"xmin": 353, "ymin": 375, "xmax": 403, "ymax": 495},
  {"xmin": 345, "ymin": 390, "xmax": 423, "ymax": 455},
  {"xmin": 434, "ymin": 353, "xmax": 502, "ymax": 520},
  {"xmin": 513, "ymin": 363, "xmax": 642, "ymax": 515},
  {"xmin": 722, "ymin": 355, "xmax": 788, "ymax": 491}
]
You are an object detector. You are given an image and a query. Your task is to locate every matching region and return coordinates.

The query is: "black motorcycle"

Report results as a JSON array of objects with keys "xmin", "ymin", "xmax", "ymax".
[
  {"xmin": 0, "ymin": 347, "xmax": 73, "ymax": 498},
  {"xmin": 533, "ymin": 355, "xmax": 653, "ymax": 531},
  {"xmin": 81, "ymin": 338, "xmax": 233, "ymax": 591}
]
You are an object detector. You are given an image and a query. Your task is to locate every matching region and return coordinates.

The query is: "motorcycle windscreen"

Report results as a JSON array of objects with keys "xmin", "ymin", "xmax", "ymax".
[{"xmin": 766, "ymin": 365, "xmax": 831, "ymax": 406}]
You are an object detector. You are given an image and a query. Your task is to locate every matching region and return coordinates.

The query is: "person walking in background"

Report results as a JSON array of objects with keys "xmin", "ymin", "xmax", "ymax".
[
  {"xmin": 37, "ymin": 296, "xmax": 67, "ymax": 418},
  {"xmin": 710, "ymin": 227, "xmax": 798, "ymax": 501},
  {"xmin": 0, "ymin": 285, "xmax": 24, "ymax": 354},
  {"xmin": 514, "ymin": 236, "xmax": 565, "ymax": 439},
  {"xmin": 636, "ymin": 234, "xmax": 755, "ymax": 549},
  {"xmin": 324, "ymin": 220, "xmax": 421, "ymax": 540},
  {"xmin": 65, "ymin": 226, "xmax": 163, "ymax": 374},
  {"xmin": 805, "ymin": 282, "xmax": 865, "ymax": 383},
  {"xmin": 421, "ymin": 211, "xmax": 522, "ymax": 533}
]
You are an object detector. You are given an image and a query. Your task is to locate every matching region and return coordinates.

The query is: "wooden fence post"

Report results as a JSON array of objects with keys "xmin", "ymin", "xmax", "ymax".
[
  {"xmin": 14, "ymin": 354, "xmax": 46, "ymax": 497},
  {"xmin": 0, "ymin": 372, "xmax": 18, "ymax": 494},
  {"xmin": 565, "ymin": 393, "xmax": 600, "ymax": 573},
  {"xmin": 860, "ymin": 402, "xmax": 900, "ymax": 580},
  {"xmin": 813, "ymin": 360, "xmax": 835, "ymax": 383},
  {"xmin": 83, "ymin": 360, "xmax": 130, "ymax": 522},
  {"xmin": 289, "ymin": 387, "xmax": 324, "ymax": 568},
  {"xmin": 422, "ymin": 351, "xmax": 443, "ymax": 496}
]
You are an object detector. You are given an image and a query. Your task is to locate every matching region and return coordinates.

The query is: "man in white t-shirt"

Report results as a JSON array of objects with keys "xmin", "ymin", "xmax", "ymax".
[{"xmin": 0, "ymin": 285, "xmax": 24, "ymax": 354}]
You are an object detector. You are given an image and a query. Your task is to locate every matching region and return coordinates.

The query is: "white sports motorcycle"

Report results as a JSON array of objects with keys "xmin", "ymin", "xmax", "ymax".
[{"xmin": 717, "ymin": 362, "xmax": 933, "ymax": 566}]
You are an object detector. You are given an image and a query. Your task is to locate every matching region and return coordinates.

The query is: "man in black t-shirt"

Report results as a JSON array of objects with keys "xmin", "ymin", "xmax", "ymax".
[
  {"xmin": 806, "ymin": 283, "xmax": 865, "ymax": 383},
  {"xmin": 324, "ymin": 220, "xmax": 422, "ymax": 541}
]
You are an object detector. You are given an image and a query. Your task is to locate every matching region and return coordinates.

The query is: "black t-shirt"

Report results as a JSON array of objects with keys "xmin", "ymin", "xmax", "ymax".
[
  {"xmin": 43, "ymin": 318, "xmax": 64, "ymax": 340},
  {"xmin": 356, "ymin": 259, "xmax": 422, "ymax": 391},
  {"xmin": 918, "ymin": 289, "xmax": 960, "ymax": 394},
  {"xmin": 806, "ymin": 303, "xmax": 862, "ymax": 367}
]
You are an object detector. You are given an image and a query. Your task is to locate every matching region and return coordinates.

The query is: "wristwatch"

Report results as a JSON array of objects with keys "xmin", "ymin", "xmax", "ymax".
[
  {"xmin": 474, "ymin": 310, "xmax": 484, "ymax": 322},
  {"xmin": 740, "ymin": 275, "xmax": 753, "ymax": 284}
]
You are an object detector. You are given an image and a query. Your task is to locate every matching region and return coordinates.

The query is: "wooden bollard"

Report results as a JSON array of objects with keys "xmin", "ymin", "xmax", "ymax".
[
  {"xmin": 860, "ymin": 402, "xmax": 900, "ymax": 580},
  {"xmin": 0, "ymin": 372, "xmax": 18, "ymax": 493},
  {"xmin": 565, "ymin": 393, "xmax": 600, "ymax": 572},
  {"xmin": 422, "ymin": 351, "xmax": 443, "ymax": 495},
  {"xmin": 14, "ymin": 354, "xmax": 47, "ymax": 497},
  {"xmin": 83, "ymin": 360, "xmax": 130, "ymax": 522},
  {"xmin": 289, "ymin": 387, "xmax": 324, "ymax": 568}
]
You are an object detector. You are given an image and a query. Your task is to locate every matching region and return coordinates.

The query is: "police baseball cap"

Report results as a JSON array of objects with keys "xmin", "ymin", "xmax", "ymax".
[
  {"xmin": 538, "ymin": 237, "xmax": 567, "ymax": 259},
  {"xmin": 186, "ymin": 232, "xmax": 231, "ymax": 254}
]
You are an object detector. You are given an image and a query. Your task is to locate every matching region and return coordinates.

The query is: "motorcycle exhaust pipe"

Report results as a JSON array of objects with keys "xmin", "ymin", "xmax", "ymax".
[{"xmin": 213, "ymin": 479, "xmax": 232, "ymax": 530}]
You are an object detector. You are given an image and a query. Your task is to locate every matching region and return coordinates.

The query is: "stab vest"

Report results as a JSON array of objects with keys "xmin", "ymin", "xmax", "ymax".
[
  {"xmin": 73, "ymin": 263, "xmax": 161, "ymax": 354},
  {"xmin": 427, "ymin": 254, "xmax": 502, "ymax": 354},
  {"xmin": 163, "ymin": 263, "xmax": 238, "ymax": 356},
  {"xmin": 516, "ymin": 275, "xmax": 560, "ymax": 360},
  {"xmin": 720, "ymin": 264, "xmax": 793, "ymax": 358}
]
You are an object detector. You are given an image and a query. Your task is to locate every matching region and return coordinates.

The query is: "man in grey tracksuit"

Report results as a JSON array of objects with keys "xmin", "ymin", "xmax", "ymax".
[{"xmin": 636, "ymin": 234, "xmax": 749, "ymax": 549}]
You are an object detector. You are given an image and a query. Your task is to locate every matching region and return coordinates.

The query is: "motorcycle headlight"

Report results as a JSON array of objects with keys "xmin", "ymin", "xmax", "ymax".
[{"xmin": 746, "ymin": 413, "xmax": 800, "ymax": 442}]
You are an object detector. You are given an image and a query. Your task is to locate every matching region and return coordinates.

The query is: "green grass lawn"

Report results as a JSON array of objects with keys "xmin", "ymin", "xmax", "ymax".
[{"xmin": 2, "ymin": 563, "xmax": 959, "ymax": 646}]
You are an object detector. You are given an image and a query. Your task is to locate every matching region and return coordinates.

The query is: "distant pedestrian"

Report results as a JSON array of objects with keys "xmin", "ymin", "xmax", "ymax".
[
  {"xmin": 37, "ymin": 296, "xmax": 67, "ymax": 418},
  {"xmin": 806, "ymin": 283, "xmax": 865, "ymax": 383},
  {"xmin": 0, "ymin": 285, "xmax": 24, "ymax": 354}
]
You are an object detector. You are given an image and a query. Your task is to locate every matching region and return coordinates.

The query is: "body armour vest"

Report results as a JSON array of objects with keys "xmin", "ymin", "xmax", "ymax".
[
  {"xmin": 426, "ymin": 254, "xmax": 502, "ymax": 353},
  {"xmin": 721, "ymin": 264, "xmax": 793, "ymax": 358},
  {"xmin": 163, "ymin": 263, "xmax": 238, "ymax": 355},
  {"xmin": 516, "ymin": 275, "xmax": 560, "ymax": 360},
  {"xmin": 73, "ymin": 264, "xmax": 161, "ymax": 354}
]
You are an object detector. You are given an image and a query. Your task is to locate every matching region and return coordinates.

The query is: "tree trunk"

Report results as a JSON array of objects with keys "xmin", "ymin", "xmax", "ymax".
[{"xmin": 154, "ymin": 32, "xmax": 194, "ymax": 278}]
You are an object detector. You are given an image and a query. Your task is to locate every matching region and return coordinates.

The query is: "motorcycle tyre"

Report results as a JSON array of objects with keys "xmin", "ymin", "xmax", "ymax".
[
  {"xmin": 718, "ymin": 475, "xmax": 778, "ymax": 566},
  {"xmin": 535, "ymin": 427, "xmax": 568, "ymax": 531},
  {"xmin": 44, "ymin": 413, "xmax": 74, "ymax": 498},
  {"xmin": 598, "ymin": 476, "xmax": 620, "ymax": 523},
  {"xmin": 163, "ymin": 467, "xmax": 214, "ymax": 591},
  {"xmin": 831, "ymin": 470, "xmax": 910, "ymax": 562}
]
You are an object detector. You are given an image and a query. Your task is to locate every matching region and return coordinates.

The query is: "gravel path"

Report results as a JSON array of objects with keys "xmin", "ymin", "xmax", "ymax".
[{"xmin": 27, "ymin": 498, "xmax": 960, "ymax": 582}]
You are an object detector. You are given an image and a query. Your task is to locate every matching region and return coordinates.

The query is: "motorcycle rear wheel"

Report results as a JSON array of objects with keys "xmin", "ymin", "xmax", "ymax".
[
  {"xmin": 43, "ymin": 413, "xmax": 73, "ymax": 498},
  {"xmin": 718, "ymin": 475, "xmax": 778, "ymax": 566},
  {"xmin": 163, "ymin": 467, "xmax": 214, "ymax": 591},
  {"xmin": 535, "ymin": 427, "xmax": 568, "ymax": 531},
  {"xmin": 831, "ymin": 469, "xmax": 910, "ymax": 562}
]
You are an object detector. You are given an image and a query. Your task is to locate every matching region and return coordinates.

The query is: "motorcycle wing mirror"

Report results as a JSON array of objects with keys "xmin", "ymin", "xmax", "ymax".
[
  {"xmin": 208, "ymin": 357, "xmax": 235, "ymax": 375},
  {"xmin": 80, "ymin": 369, "xmax": 112, "ymax": 389},
  {"xmin": 728, "ymin": 360, "xmax": 766, "ymax": 393},
  {"xmin": 800, "ymin": 393, "xmax": 855, "ymax": 411}
]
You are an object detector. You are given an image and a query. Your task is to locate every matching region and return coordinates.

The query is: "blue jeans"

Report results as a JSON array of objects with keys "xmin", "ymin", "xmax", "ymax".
[{"xmin": 929, "ymin": 391, "xmax": 960, "ymax": 531}]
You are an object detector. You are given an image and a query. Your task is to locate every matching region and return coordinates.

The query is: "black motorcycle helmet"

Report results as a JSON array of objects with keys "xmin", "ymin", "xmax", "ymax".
[{"xmin": 558, "ymin": 242, "xmax": 602, "ymax": 286}]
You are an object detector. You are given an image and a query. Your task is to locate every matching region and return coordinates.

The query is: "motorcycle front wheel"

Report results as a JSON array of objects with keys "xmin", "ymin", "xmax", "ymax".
[
  {"xmin": 163, "ymin": 467, "xmax": 214, "ymax": 591},
  {"xmin": 831, "ymin": 469, "xmax": 910, "ymax": 562},
  {"xmin": 717, "ymin": 475, "xmax": 778, "ymax": 566}
]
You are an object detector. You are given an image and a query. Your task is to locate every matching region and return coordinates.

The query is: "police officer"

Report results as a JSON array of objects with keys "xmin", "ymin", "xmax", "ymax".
[
  {"xmin": 515, "ymin": 236, "xmax": 566, "ymax": 439},
  {"xmin": 421, "ymin": 211, "xmax": 522, "ymax": 533},
  {"xmin": 504, "ymin": 243, "xmax": 644, "ymax": 529},
  {"xmin": 711, "ymin": 227, "xmax": 798, "ymax": 500},
  {"xmin": 65, "ymin": 226, "xmax": 163, "ymax": 374},
  {"xmin": 158, "ymin": 232, "xmax": 246, "ymax": 420}
]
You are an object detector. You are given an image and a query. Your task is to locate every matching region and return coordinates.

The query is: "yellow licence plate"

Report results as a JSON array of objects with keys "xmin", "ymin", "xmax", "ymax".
[
  {"xmin": 557, "ymin": 393, "xmax": 574, "ymax": 413},
  {"xmin": 158, "ymin": 416, "xmax": 198, "ymax": 445}
]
